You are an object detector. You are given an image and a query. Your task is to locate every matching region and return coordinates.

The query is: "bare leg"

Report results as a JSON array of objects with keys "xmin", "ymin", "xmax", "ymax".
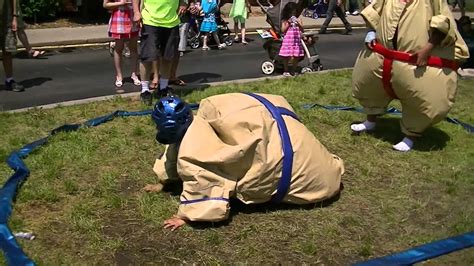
[
  {"xmin": 16, "ymin": 29, "xmax": 32, "ymax": 52},
  {"xmin": 2, "ymin": 50, "xmax": 13, "ymax": 78},
  {"xmin": 151, "ymin": 60, "xmax": 160, "ymax": 89},
  {"xmin": 212, "ymin": 32, "xmax": 223, "ymax": 48},
  {"xmin": 203, "ymin": 33, "xmax": 209, "ymax": 48},
  {"xmin": 140, "ymin": 61, "xmax": 153, "ymax": 91},
  {"xmin": 290, "ymin": 56, "xmax": 297, "ymax": 74},
  {"xmin": 128, "ymin": 36, "xmax": 139, "ymax": 75},
  {"xmin": 241, "ymin": 22, "xmax": 247, "ymax": 44},
  {"xmin": 113, "ymin": 39, "xmax": 125, "ymax": 82},
  {"xmin": 234, "ymin": 21, "xmax": 239, "ymax": 40},
  {"xmin": 159, "ymin": 57, "xmax": 173, "ymax": 90},
  {"xmin": 213, "ymin": 32, "xmax": 221, "ymax": 45},
  {"xmin": 170, "ymin": 55, "xmax": 180, "ymax": 81},
  {"xmin": 283, "ymin": 58, "xmax": 289, "ymax": 73}
]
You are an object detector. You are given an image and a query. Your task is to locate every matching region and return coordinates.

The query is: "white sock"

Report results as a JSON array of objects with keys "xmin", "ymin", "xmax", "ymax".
[
  {"xmin": 392, "ymin": 137, "xmax": 414, "ymax": 152},
  {"xmin": 5, "ymin": 77, "xmax": 13, "ymax": 83},
  {"xmin": 141, "ymin": 81, "xmax": 150, "ymax": 93},
  {"xmin": 351, "ymin": 120, "xmax": 376, "ymax": 132},
  {"xmin": 160, "ymin": 79, "xmax": 169, "ymax": 90}
]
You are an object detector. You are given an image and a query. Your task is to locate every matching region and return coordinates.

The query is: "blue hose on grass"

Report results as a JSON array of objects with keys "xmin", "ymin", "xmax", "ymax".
[
  {"xmin": 302, "ymin": 103, "xmax": 474, "ymax": 134},
  {"xmin": 0, "ymin": 110, "xmax": 152, "ymax": 265},
  {"xmin": 354, "ymin": 231, "xmax": 474, "ymax": 266}
]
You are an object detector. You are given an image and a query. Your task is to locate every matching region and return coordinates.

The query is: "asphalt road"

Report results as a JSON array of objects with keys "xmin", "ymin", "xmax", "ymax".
[{"xmin": 0, "ymin": 29, "xmax": 365, "ymax": 111}]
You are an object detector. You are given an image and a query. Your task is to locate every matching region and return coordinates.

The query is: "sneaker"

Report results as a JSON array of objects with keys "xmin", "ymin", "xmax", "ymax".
[
  {"xmin": 345, "ymin": 11, "xmax": 350, "ymax": 15},
  {"xmin": 283, "ymin": 72, "xmax": 292, "ymax": 77},
  {"xmin": 218, "ymin": 43, "xmax": 226, "ymax": 50},
  {"xmin": 5, "ymin": 79, "xmax": 24, "ymax": 92},
  {"xmin": 351, "ymin": 10, "xmax": 360, "ymax": 15},
  {"xmin": 179, "ymin": 51, "xmax": 184, "ymax": 57},
  {"xmin": 152, "ymin": 87, "xmax": 174, "ymax": 99},
  {"xmin": 140, "ymin": 90, "xmax": 153, "ymax": 105}
]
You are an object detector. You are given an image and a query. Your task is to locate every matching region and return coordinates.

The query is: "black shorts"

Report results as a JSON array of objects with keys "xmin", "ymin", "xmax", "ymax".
[{"xmin": 140, "ymin": 25, "xmax": 179, "ymax": 62}]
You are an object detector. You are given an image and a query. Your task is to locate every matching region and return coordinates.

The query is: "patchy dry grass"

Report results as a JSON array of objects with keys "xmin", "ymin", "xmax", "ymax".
[{"xmin": 0, "ymin": 70, "xmax": 473, "ymax": 264}]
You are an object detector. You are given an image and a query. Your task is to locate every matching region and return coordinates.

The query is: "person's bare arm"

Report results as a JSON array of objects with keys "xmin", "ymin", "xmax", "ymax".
[
  {"xmin": 178, "ymin": 0, "xmax": 187, "ymax": 15},
  {"xmin": 103, "ymin": 0, "xmax": 127, "ymax": 9},
  {"xmin": 281, "ymin": 20, "xmax": 289, "ymax": 33},
  {"xmin": 12, "ymin": 0, "xmax": 18, "ymax": 31},
  {"xmin": 132, "ymin": 0, "xmax": 142, "ymax": 26}
]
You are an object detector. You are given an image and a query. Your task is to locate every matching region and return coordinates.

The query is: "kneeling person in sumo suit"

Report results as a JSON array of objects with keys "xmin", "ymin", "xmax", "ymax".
[{"xmin": 147, "ymin": 93, "xmax": 345, "ymax": 231}]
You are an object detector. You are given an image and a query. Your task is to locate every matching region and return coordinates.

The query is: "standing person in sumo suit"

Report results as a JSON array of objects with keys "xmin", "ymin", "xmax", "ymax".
[
  {"xmin": 351, "ymin": 0, "xmax": 469, "ymax": 152},
  {"xmin": 146, "ymin": 93, "xmax": 345, "ymax": 230}
]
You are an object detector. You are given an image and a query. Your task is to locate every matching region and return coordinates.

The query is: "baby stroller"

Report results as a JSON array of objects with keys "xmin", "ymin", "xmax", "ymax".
[
  {"xmin": 188, "ymin": 10, "xmax": 234, "ymax": 49},
  {"xmin": 257, "ymin": 0, "xmax": 323, "ymax": 75},
  {"xmin": 303, "ymin": 0, "xmax": 328, "ymax": 19}
]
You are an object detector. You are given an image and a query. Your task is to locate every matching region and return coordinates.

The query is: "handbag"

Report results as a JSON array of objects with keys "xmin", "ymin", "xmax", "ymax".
[{"xmin": 4, "ymin": 27, "xmax": 17, "ymax": 53}]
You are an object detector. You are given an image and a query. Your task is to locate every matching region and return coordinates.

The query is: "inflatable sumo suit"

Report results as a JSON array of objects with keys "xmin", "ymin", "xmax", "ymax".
[
  {"xmin": 153, "ymin": 93, "xmax": 344, "ymax": 222},
  {"xmin": 352, "ymin": 0, "xmax": 470, "ymax": 136}
]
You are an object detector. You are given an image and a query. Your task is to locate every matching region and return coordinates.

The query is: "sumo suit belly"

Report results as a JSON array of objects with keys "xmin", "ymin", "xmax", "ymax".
[{"xmin": 352, "ymin": 47, "xmax": 458, "ymax": 136}]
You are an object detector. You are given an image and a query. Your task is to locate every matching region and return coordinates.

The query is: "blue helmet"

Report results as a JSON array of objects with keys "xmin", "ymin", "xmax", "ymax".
[{"xmin": 152, "ymin": 96, "xmax": 194, "ymax": 144}]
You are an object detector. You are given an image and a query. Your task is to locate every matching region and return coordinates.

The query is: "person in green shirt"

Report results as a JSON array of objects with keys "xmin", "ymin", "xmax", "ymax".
[
  {"xmin": 1, "ymin": 0, "xmax": 24, "ymax": 92},
  {"xmin": 132, "ymin": 0, "xmax": 187, "ymax": 105}
]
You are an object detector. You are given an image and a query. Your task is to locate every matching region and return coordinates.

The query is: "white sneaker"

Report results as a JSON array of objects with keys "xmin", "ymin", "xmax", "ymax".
[
  {"xmin": 218, "ymin": 43, "xmax": 227, "ymax": 50},
  {"xmin": 345, "ymin": 11, "xmax": 350, "ymax": 15},
  {"xmin": 351, "ymin": 10, "xmax": 360, "ymax": 15}
]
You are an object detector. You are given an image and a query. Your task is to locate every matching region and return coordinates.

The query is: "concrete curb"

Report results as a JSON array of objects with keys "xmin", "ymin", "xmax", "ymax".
[{"xmin": 5, "ymin": 67, "xmax": 353, "ymax": 113}]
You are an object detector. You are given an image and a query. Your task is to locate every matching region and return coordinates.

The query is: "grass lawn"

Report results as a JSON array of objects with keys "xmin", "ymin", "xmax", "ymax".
[{"xmin": 0, "ymin": 70, "xmax": 473, "ymax": 264}]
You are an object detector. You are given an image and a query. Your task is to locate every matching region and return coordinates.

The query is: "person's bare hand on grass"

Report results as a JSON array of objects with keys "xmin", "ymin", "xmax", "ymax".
[
  {"xmin": 163, "ymin": 216, "xmax": 187, "ymax": 231},
  {"xmin": 143, "ymin": 183, "xmax": 164, "ymax": 192}
]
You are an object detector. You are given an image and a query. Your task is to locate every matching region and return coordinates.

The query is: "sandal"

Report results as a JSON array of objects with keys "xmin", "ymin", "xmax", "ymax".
[
  {"xmin": 115, "ymin": 78, "xmax": 123, "ymax": 88},
  {"xmin": 29, "ymin": 50, "xmax": 46, "ymax": 59},
  {"xmin": 169, "ymin": 79, "xmax": 186, "ymax": 86},
  {"xmin": 131, "ymin": 73, "xmax": 141, "ymax": 86}
]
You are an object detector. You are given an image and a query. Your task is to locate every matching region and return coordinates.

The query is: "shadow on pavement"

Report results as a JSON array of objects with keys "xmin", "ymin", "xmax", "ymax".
[
  {"xmin": 178, "ymin": 72, "xmax": 222, "ymax": 83},
  {"xmin": 20, "ymin": 77, "xmax": 53, "ymax": 89}
]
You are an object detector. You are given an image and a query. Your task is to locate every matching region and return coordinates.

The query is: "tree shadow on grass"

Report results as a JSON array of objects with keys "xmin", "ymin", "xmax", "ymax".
[{"xmin": 354, "ymin": 117, "xmax": 451, "ymax": 152}]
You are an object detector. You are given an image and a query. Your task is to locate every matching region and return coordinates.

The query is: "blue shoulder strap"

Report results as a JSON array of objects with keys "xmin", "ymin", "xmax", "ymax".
[{"xmin": 244, "ymin": 93, "xmax": 300, "ymax": 203}]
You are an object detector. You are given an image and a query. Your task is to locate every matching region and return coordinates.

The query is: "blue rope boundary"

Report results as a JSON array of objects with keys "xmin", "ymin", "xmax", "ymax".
[
  {"xmin": 0, "ymin": 102, "xmax": 471, "ymax": 265},
  {"xmin": 0, "ymin": 110, "xmax": 157, "ymax": 265},
  {"xmin": 301, "ymin": 104, "xmax": 474, "ymax": 134},
  {"xmin": 354, "ymin": 231, "xmax": 474, "ymax": 265}
]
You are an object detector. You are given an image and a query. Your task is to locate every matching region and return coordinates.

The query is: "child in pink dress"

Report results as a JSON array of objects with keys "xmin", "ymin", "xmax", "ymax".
[
  {"xmin": 278, "ymin": 2, "xmax": 304, "ymax": 77},
  {"xmin": 104, "ymin": 0, "xmax": 141, "ymax": 88}
]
